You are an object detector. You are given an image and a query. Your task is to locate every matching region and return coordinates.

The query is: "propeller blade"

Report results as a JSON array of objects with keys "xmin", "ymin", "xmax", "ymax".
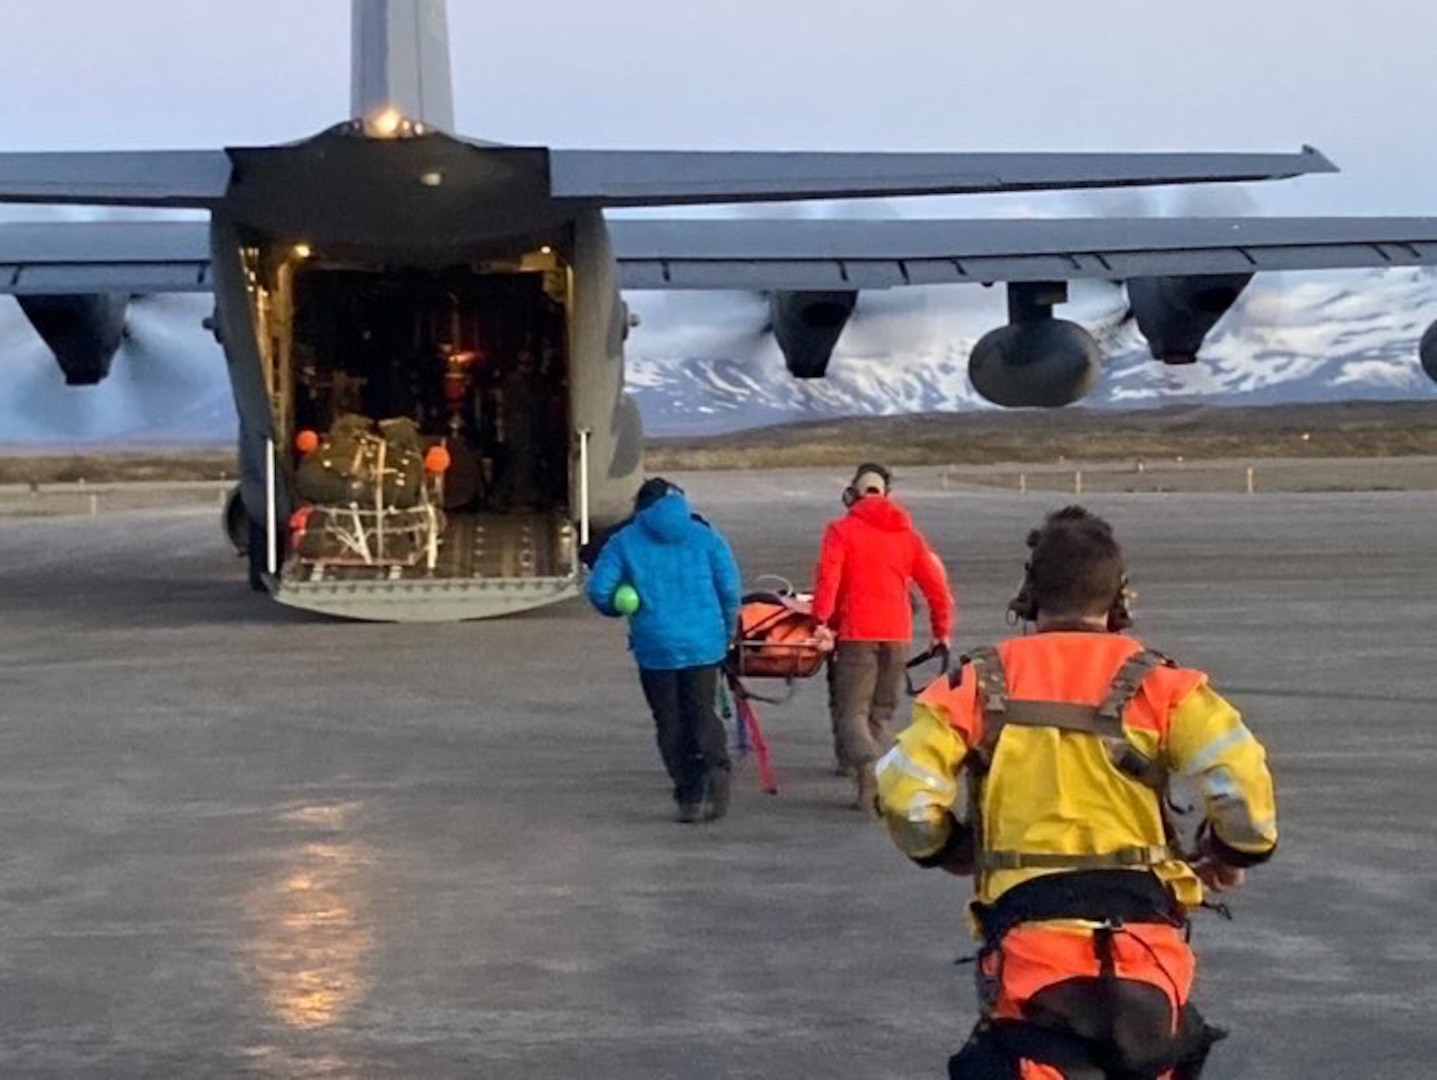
[{"xmin": 630, "ymin": 289, "xmax": 775, "ymax": 368}]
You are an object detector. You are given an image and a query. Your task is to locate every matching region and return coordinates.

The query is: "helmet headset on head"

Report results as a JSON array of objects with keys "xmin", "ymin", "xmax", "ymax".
[{"xmin": 842, "ymin": 461, "xmax": 893, "ymax": 508}]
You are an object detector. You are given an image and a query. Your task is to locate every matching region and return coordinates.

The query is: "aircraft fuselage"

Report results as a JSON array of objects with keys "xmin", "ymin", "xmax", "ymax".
[{"xmin": 211, "ymin": 126, "xmax": 641, "ymax": 620}]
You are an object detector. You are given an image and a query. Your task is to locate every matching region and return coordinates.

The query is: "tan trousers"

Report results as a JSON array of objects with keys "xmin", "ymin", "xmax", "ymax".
[{"xmin": 829, "ymin": 640, "xmax": 908, "ymax": 767}]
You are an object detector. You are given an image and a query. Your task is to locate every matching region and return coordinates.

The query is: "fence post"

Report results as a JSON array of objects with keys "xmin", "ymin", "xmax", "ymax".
[
  {"xmin": 1019, "ymin": 473, "xmax": 1027, "ymax": 494},
  {"xmin": 88, "ymin": 493, "xmax": 99, "ymax": 516},
  {"xmin": 1246, "ymin": 466, "xmax": 1255, "ymax": 495},
  {"xmin": 1074, "ymin": 470, "xmax": 1083, "ymax": 495}
]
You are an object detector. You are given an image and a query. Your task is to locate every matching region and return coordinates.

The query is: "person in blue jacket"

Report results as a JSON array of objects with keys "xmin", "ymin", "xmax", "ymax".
[{"xmin": 586, "ymin": 477, "xmax": 742, "ymax": 823}]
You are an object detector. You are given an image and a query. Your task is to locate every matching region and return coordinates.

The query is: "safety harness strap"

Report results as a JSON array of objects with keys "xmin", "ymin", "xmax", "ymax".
[
  {"xmin": 1001, "ymin": 699, "xmax": 1124, "ymax": 735},
  {"xmin": 963, "ymin": 646, "xmax": 1005, "ymax": 894},
  {"xmin": 961, "ymin": 644, "xmax": 1179, "ymax": 893},
  {"xmin": 968, "ymin": 647, "xmax": 1170, "ymax": 743},
  {"xmin": 967, "ymin": 645, "xmax": 1007, "ymax": 764},
  {"xmin": 977, "ymin": 844, "xmax": 1173, "ymax": 872},
  {"xmin": 1097, "ymin": 649, "xmax": 1170, "ymax": 722}
]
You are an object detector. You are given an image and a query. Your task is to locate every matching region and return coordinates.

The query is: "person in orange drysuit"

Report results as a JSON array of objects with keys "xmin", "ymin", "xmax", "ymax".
[{"xmin": 878, "ymin": 506, "xmax": 1277, "ymax": 1078}]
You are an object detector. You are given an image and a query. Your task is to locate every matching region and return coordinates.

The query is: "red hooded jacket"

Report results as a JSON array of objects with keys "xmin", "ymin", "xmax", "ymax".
[{"xmin": 811, "ymin": 495, "xmax": 953, "ymax": 643}]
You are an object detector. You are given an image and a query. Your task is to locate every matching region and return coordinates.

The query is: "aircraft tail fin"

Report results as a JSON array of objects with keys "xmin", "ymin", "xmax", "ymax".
[{"xmin": 351, "ymin": 0, "xmax": 455, "ymax": 133}]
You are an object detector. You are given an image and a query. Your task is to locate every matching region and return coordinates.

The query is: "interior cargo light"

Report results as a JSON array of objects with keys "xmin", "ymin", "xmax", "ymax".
[
  {"xmin": 293, "ymin": 243, "xmax": 312, "ymax": 260},
  {"xmin": 420, "ymin": 171, "xmax": 443, "ymax": 187},
  {"xmin": 540, "ymin": 245, "xmax": 553, "ymax": 255}
]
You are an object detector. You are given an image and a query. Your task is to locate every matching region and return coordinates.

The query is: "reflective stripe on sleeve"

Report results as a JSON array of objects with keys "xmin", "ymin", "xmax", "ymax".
[
  {"xmin": 1181, "ymin": 726, "xmax": 1255, "ymax": 777},
  {"xmin": 867, "ymin": 752, "xmax": 959, "ymax": 804},
  {"xmin": 1203, "ymin": 767, "xmax": 1277, "ymax": 848}
]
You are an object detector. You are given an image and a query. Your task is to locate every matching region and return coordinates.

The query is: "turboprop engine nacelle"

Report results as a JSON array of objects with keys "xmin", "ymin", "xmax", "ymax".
[
  {"xmin": 1419, "ymin": 322, "xmax": 1437, "ymax": 384},
  {"xmin": 769, "ymin": 289, "xmax": 857, "ymax": 378},
  {"xmin": 1127, "ymin": 273, "xmax": 1253, "ymax": 365},
  {"xmin": 16, "ymin": 294, "xmax": 130, "ymax": 385},
  {"xmin": 968, "ymin": 281, "xmax": 1101, "ymax": 408}
]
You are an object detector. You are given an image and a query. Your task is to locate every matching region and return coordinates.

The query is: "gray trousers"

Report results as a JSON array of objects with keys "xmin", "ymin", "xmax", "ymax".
[{"xmin": 829, "ymin": 640, "xmax": 909, "ymax": 768}]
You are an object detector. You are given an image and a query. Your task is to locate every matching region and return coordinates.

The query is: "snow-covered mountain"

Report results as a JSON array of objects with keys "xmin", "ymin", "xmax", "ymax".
[{"xmin": 2, "ymin": 267, "xmax": 1436, "ymax": 446}]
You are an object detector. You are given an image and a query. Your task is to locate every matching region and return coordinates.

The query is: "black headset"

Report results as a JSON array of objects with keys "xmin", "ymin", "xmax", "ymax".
[
  {"xmin": 1007, "ymin": 565, "xmax": 1131, "ymax": 631},
  {"xmin": 841, "ymin": 462, "xmax": 893, "ymax": 508}
]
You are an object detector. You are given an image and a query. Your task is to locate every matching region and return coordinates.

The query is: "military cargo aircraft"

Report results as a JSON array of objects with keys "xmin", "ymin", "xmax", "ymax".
[{"xmin": 4, "ymin": 0, "xmax": 1437, "ymax": 621}]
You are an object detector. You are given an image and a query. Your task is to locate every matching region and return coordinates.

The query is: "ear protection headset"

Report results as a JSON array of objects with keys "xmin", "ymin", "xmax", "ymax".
[
  {"xmin": 1007, "ymin": 565, "xmax": 1132, "ymax": 630},
  {"xmin": 842, "ymin": 462, "xmax": 893, "ymax": 508},
  {"xmin": 1007, "ymin": 521, "xmax": 1133, "ymax": 631}
]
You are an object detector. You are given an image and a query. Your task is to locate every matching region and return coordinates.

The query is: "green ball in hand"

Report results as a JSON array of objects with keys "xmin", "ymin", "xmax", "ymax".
[{"xmin": 613, "ymin": 583, "xmax": 641, "ymax": 616}]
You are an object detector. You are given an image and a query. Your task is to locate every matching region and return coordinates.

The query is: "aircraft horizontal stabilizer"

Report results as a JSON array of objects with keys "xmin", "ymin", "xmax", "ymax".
[
  {"xmin": 0, "ymin": 150, "xmax": 230, "ymax": 208},
  {"xmin": 549, "ymin": 147, "xmax": 1337, "ymax": 207}
]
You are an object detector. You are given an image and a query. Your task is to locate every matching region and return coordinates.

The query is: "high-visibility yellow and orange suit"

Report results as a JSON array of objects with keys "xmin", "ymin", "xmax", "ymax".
[{"xmin": 878, "ymin": 631, "xmax": 1277, "ymax": 1079}]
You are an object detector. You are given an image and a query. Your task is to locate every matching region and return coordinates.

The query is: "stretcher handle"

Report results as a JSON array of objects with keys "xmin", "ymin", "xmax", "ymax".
[
  {"xmin": 904, "ymin": 643, "xmax": 951, "ymax": 697},
  {"xmin": 751, "ymin": 573, "xmax": 802, "ymax": 598}
]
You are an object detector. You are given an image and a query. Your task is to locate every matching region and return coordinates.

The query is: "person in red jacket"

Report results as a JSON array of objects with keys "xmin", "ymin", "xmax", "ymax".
[{"xmin": 812, "ymin": 463, "xmax": 953, "ymax": 813}]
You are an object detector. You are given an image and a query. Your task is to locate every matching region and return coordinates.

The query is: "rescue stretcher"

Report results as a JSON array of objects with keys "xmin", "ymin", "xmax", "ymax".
[
  {"xmin": 719, "ymin": 577, "xmax": 952, "ymax": 795},
  {"xmin": 722, "ymin": 577, "xmax": 830, "ymax": 795},
  {"xmin": 727, "ymin": 577, "xmax": 828, "ymax": 681}
]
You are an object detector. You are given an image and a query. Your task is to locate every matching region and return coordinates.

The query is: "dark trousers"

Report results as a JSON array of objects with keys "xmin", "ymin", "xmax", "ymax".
[{"xmin": 638, "ymin": 665, "xmax": 730, "ymax": 805}]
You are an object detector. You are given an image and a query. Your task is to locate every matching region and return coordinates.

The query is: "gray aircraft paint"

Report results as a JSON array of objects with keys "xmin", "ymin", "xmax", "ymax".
[
  {"xmin": 209, "ymin": 212, "xmax": 287, "ymax": 538},
  {"xmin": 351, "ymin": 0, "xmax": 455, "ymax": 133},
  {"xmin": 19, "ymin": 214, "xmax": 1437, "ymax": 297}
]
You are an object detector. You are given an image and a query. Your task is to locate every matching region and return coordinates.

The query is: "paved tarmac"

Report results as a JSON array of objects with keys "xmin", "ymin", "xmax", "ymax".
[{"xmin": 1, "ymin": 468, "xmax": 1434, "ymax": 1078}]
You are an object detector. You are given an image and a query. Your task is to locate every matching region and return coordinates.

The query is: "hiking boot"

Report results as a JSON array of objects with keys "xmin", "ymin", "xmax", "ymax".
[
  {"xmin": 702, "ymin": 767, "xmax": 732, "ymax": 822},
  {"xmin": 854, "ymin": 763, "xmax": 879, "ymax": 817},
  {"xmin": 675, "ymin": 802, "xmax": 700, "ymax": 824}
]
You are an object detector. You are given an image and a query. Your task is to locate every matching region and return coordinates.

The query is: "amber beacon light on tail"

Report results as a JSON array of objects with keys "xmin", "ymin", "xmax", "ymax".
[{"xmin": 4, "ymin": 0, "xmax": 1437, "ymax": 620}]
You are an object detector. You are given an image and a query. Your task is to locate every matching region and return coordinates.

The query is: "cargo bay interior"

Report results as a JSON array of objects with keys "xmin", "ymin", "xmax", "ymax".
[{"xmin": 272, "ymin": 258, "xmax": 576, "ymax": 582}]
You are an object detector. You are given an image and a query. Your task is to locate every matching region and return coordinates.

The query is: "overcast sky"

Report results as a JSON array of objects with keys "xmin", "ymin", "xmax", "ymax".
[{"xmin": 2, "ymin": 0, "xmax": 1435, "ymax": 217}]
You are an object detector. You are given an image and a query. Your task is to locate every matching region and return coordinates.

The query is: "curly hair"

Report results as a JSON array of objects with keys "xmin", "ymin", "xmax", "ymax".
[{"xmin": 1025, "ymin": 505, "xmax": 1126, "ymax": 618}]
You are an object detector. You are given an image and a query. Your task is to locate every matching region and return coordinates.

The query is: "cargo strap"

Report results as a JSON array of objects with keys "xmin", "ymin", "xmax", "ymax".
[{"xmin": 963, "ymin": 644, "xmax": 1177, "ymax": 891}]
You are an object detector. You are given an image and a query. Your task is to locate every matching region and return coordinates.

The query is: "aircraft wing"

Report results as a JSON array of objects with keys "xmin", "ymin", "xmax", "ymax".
[
  {"xmin": 11, "ymin": 214, "xmax": 1437, "ymax": 297},
  {"xmin": 550, "ymin": 147, "xmax": 1336, "ymax": 206},
  {"xmin": 0, "ymin": 221, "xmax": 211, "ymax": 294},
  {"xmin": 611, "ymin": 216, "xmax": 1437, "ymax": 290}
]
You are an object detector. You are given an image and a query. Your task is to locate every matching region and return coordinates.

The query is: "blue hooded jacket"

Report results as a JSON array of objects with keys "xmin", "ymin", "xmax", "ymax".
[{"xmin": 585, "ymin": 490, "xmax": 741, "ymax": 670}]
